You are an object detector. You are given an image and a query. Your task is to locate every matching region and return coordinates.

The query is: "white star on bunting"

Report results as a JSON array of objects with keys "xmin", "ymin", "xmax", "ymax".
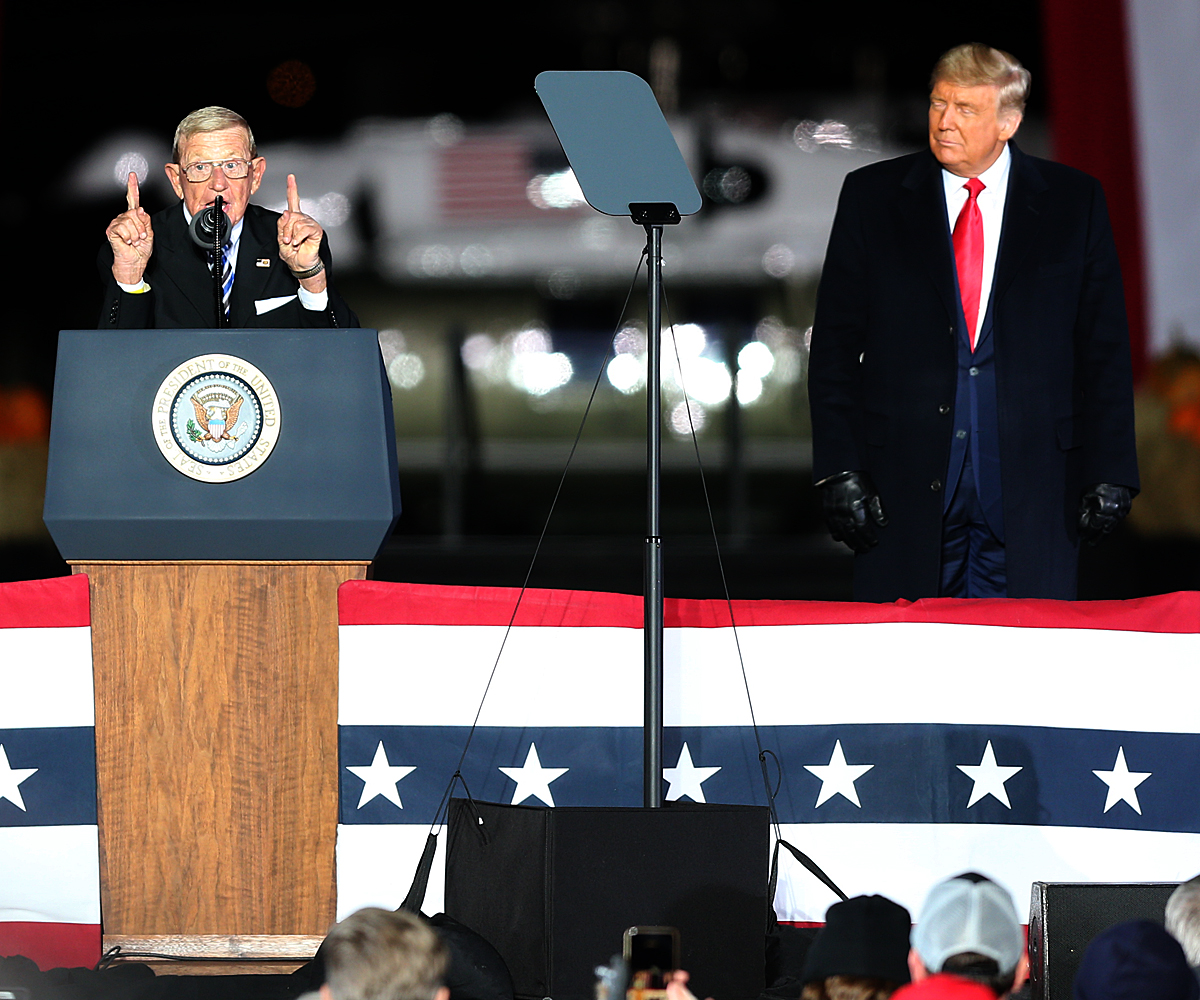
[
  {"xmin": 663, "ymin": 743, "xmax": 722, "ymax": 803},
  {"xmin": 957, "ymin": 740, "xmax": 1022, "ymax": 808},
  {"xmin": 804, "ymin": 739, "xmax": 874, "ymax": 807},
  {"xmin": 0, "ymin": 744, "xmax": 38, "ymax": 812},
  {"xmin": 1093, "ymin": 746, "xmax": 1151, "ymax": 815},
  {"xmin": 346, "ymin": 741, "xmax": 416, "ymax": 810},
  {"xmin": 500, "ymin": 743, "xmax": 568, "ymax": 807}
]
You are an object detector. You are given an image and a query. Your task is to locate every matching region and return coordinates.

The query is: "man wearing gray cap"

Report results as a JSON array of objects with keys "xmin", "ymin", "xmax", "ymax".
[{"xmin": 892, "ymin": 872, "xmax": 1027, "ymax": 999}]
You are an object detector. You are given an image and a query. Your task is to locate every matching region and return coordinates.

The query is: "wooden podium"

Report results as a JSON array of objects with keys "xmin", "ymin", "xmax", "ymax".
[{"xmin": 46, "ymin": 330, "xmax": 401, "ymax": 972}]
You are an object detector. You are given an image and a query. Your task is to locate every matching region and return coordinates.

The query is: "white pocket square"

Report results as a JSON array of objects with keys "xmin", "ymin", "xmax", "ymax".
[{"xmin": 255, "ymin": 294, "xmax": 297, "ymax": 315}]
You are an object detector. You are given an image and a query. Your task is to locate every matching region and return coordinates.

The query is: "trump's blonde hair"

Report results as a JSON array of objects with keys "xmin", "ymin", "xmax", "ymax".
[{"xmin": 931, "ymin": 43, "xmax": 1031, "ymax": 116}]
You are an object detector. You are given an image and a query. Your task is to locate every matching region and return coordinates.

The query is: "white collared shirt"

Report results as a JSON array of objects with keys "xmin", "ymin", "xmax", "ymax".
[{"xmin": 941, "ymin": 142, "xmax": 1011, "ymax": 340}]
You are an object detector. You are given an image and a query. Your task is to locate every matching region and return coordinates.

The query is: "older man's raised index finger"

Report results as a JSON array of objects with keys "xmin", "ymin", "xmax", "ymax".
[
  {"xmin": 126, "ymin": 172, "xmax": 141, "ymax": 212},
  {"xmin": 286, "ymin": 174, "xmax": 302, "ymax": 214}
]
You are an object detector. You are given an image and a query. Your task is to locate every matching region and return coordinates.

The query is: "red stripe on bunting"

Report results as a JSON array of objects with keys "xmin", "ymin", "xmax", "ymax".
[
  {"xmin": 0, "ymin": 921, "xmax": 101, "ymax": 971},
  {"xmin": 666, "ymin": 590, "xmax": 1200, "ymax": 632},
  {"xmin": 339, "ymin": 581, "xmax": 1199, "ymax": 634},
  {"xmin": 0, "ymin": 575, "xmax": 90, "ymax": 629},
  {"xmin": 338, "ymin": 580, "xmax": 642, "ymax": 628}
]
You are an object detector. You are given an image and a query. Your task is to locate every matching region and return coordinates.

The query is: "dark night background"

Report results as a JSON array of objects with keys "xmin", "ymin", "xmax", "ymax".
[{"xmin": 3, "ymin": 1, "xmax": 1172, "ymax": 599}]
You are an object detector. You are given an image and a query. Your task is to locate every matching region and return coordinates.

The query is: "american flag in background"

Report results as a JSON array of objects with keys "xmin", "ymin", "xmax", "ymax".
[
  {"xmin": 438, "ymin": 137, "xmax": 543, "ymax": 223},
  {"xmin": 0, "ymin": 575, "xmax": 100, "ymax": 971},
  {"xmin": 335, "ymin": 582, "xmax": 1200, "ymax": 922}
]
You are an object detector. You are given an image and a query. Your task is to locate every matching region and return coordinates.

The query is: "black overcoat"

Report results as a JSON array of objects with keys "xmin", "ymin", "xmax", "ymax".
[{"xmin": 808, "ymin": 142, "xmax": 1139, "ymax": 601}]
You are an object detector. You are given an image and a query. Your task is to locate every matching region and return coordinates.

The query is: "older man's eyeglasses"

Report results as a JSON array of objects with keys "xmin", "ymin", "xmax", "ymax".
[{"xmin": 180, "ymin": 158, "xmax": 255, "ymax": 182}]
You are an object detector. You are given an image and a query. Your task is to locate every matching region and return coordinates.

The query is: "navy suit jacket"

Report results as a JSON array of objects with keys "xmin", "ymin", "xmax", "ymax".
[
  {"xmin": 808, "ymin": 142, "xmax": 1139, "ymax": 602},
  {"xmin": 99, "ymin": 202, "xmax": 358, "ymax": 330}
]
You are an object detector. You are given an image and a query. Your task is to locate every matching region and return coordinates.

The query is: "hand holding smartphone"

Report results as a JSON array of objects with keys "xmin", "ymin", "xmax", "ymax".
[{"xmin": 623, "ymin": 926, "xmax": 680, "ymax": 1000}]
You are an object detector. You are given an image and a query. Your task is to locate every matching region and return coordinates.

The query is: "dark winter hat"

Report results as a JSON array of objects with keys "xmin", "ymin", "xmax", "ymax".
[
  {"xmin": 802, "ymin": 894, "xmax": 913, "ymax": 985},
  {"xmin": 1074, "ymin": 919, "xmax": 1199, "ymax": 1000}
]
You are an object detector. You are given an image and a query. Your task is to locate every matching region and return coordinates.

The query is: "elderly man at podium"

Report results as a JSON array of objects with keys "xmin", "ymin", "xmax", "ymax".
[{"xmin": 100, "ymin": 105, "xmax": 358, "ymax": 330}]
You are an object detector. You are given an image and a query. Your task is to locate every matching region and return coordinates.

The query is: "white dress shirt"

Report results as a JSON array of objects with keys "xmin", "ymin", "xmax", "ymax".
[{"xmin": 941, "ymin": 142, "xmax": 1011, "ymax": 341}]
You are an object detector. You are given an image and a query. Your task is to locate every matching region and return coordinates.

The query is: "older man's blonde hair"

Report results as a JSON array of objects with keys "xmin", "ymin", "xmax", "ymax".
[
  {"xmin": 322, "ymin": 908, "xmax": 449, "ymax": 1000},
  {"xmin": 172, "ymin": 106, "xmax": 257, "ymax": 163},
  {"xmin": 931, "ymin": 43, "xmax": 1031, "ymax": 116}
]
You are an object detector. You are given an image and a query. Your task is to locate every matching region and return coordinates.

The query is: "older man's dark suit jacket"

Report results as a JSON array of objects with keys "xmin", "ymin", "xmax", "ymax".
[
  {"xmin": 808, "ymin": 142, "xmax": 1138, "ymax": 602},
  {"xmin": 98, "ymin": 202, "xmax": 358, "ymax": 329}
]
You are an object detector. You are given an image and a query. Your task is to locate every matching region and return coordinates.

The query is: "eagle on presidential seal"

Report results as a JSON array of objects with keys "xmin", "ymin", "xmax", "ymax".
[{"xmin": 190, "ymin": 391, "xmax": 244, "ymax": 450}]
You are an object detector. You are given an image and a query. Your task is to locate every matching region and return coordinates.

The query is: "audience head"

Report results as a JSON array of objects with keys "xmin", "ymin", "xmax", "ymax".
[
  {"xmin": 1167, "ymin": 875, "xmax": 1200, "ymax": 968},
  {"xmin": 801, "ymin": 894, "xmax": 912, "ymax": 1000},
  {"xmin": 1074, "ymin": 919, "xmax": 1199, "ymax": 1000},
  {"xmin": 909, "ymin": 873, "xmax": 1025, "ymax": 998},
  {"xmin": 320, "ymin": 907, "xmax": 450, "ymax": 1000}
]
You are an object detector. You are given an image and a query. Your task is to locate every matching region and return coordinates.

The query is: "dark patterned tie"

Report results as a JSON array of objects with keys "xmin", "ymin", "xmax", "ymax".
[{"xmin": 208, "ymin": 250, "xmax": 234, "ymax": 318}]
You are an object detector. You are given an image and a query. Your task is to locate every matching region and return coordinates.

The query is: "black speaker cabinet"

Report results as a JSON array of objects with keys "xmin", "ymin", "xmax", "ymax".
[
  {"xmin": 1028, "ymin": 881, "xmax": 1177, "ymax": 999},
  {"xmin": 445, "ymin": 800, "xmax": 770, "ymax": 1000}
]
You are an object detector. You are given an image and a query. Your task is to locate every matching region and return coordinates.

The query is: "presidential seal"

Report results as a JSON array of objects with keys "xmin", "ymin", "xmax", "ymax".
[{"xmin": 152, "ymin": 354, "xmax": 281, "ymax": 483}]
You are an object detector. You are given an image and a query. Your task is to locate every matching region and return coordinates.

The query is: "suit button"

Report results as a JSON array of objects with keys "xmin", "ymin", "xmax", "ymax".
[
  {"xmin": 931, "ymin": 480, "xmax": 943, "ymax": 492},
  {"xmin": 956, "ymin": 429, "xmax": 967, "ymax": 439},
  {"xmin": 938, "ymin": 404, "xmax": 950, "ymax": 414},
  {"xmin": 969, "ymin": 366, "xmax": 979, "ymax": 376}
]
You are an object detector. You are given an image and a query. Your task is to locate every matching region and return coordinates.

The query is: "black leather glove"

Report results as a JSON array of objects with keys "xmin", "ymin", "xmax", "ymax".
[
  {"xmin": 819, "ymin": 470, "xmax": 888, "ymax": 553},
  {"xmin": 1078, "ymin": 483, "xmax": 1132, "ymax": 545}
]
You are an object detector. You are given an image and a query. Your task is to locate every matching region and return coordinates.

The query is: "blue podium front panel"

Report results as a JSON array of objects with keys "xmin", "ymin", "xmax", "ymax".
[{"xmin": 45, "ymin": 329, "xmax": 401, "ymax": 561}]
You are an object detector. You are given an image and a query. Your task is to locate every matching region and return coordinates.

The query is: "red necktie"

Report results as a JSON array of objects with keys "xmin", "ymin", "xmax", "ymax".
[{"xmin": 952, "ymin": 177, "xmax": 985, "ymax": 351}]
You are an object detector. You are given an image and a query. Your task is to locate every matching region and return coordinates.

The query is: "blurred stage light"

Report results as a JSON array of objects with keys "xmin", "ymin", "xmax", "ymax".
[
  {"xmin": 377, "ymin": 328, "xmax": 407, "ymax": 368},
  {"xmin": 113, "ymin": 152, "xmax": 148, "ymax": 187},
  {"xmin": 669, "ymin": 400, "xmax": 706, "ymax": 436},
  {"xmin": 460, "ymin": 244, "xmax": 495, "ymax": 277},
  {"xmin": 527, "ymin": 169, "xmax": 586, "ymax": 210},
  {"xmin": 461, "ymin": 333, "xmax": 496, "ymax": 370},
  {"xmin": 736, "ymin": 373, "xmax": 764, "ymax": 405},
  {"xmin": 427, "ymin": 113, "xmax": 465, "ymax": 147},
  {"xmin": 680, "ymin": 356, "xmax": 732, "ymax": 405},
  {"xmin": 512, "ymin": 328, "xmax": 552, "ymax": 354},
  {"xmin": 762, "ymin": 243, "xmax": 795, "ymax": 278},
  {"xmin": 387, "ymin": 353, "xmax": 426, "ymax": 390},
  {"xmin": 702, "ymin": 165, "xmax": 752, "ymax": 204},
  {"xmin": 407, "ymin": 245, "xmax": 456, "ymax": 277},
  {"xmin": 613, "ymin": 326, "xmax": 647, "ymax": 355},
  {"xmin": 509, "ymin": 352, "xmax": 574, "ymax": 395},
  {"xmin": 670, "ymin": 323, "xmax": 707, "ymax": 359},
  {"xmin": 265, "ymin": 192, "xmax": 351, "ymax": 227},
  {"xmin": 738, "ymin": 341, "xmax": 775, "ymax": 379},
  {"xmin": 754, "ymin": 316, "xmax": 788, "ymax": 344},
  {"xmin": 607, "ymin": 354, "xmax": 645, "ymax": 395},
  {"xmin": 313, "ymin": 192, "xmax": 350, "ymax": 227},
  {"xmin": 546, "ymin": 269, "xmax": 581, "ymax": 299}
]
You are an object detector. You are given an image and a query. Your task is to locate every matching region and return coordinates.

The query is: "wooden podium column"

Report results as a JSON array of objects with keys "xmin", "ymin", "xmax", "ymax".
[{"xmin": 74, "ymin": 560, "xmax": 367, "ymax": 967}]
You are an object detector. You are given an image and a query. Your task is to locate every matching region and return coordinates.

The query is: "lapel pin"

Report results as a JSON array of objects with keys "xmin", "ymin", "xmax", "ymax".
[{"xmin": 256, "ymin": 258, "xmax": 271, "ymax": 268}]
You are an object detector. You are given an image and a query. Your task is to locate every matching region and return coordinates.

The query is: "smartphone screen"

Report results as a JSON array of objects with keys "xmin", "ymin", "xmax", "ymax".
[{"xmin": 623, "ymin": 926, "xmax": 679, "ymax": 1000}]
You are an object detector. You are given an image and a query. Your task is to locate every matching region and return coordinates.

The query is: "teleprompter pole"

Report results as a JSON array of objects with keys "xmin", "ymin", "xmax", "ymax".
[{"xmin": 643, "ymin": 221, "xmax": 664, "ymax": 808}]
